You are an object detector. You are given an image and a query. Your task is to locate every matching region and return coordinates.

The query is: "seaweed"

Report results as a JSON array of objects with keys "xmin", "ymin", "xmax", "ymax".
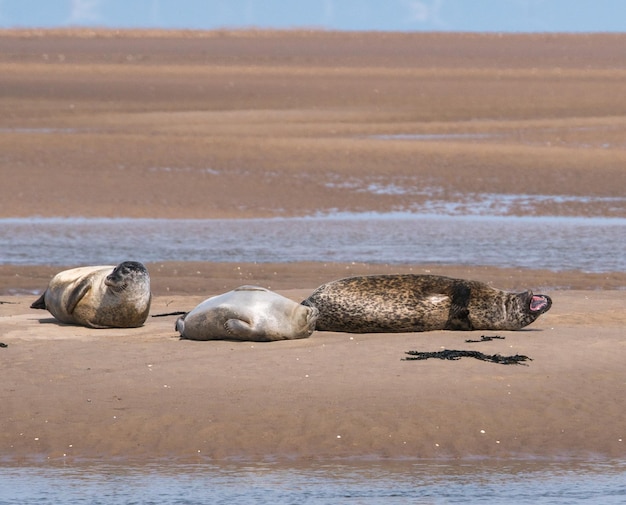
[
  {"xmin": 404, "ymin": 349, "xmax": 532, "ymax": 365},
  {"xmin": 151, "ymin": 311, "xmax": 187, "ymax": 318},
  {"xmin": 465, "ymin": 335, "xmax": 505, "ymax": 343}
]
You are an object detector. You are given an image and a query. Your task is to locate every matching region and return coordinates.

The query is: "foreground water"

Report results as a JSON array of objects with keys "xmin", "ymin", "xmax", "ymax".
[
  {"xmin": 2, "ymin": 213, "xmax": 626, "ymax": 272},
  {"xmin": 1, "ymin": 459, "xmax": 625, "ymax": 505}
]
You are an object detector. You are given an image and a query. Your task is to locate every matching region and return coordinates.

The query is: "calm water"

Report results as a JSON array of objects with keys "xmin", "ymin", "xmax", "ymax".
[
  {"xmin": 1, "ymin": 459, "xmax": 625, "ymax": 505},
  {"xmin": 1, "ymin": 213, "xmax": 626, "ymax": 272}
]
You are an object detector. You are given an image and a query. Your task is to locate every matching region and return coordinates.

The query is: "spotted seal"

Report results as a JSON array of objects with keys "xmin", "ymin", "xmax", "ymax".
[
  {"xmin": 176, "ymin": 285, "xmax": 319, "ymax": 341},
  {"xmin": 301, "ymin": 274, "xmax": 551, "ymax": 333},
  {"xmin": 31, "ymin": 261, "xmax": 151, "ymax": 328}
]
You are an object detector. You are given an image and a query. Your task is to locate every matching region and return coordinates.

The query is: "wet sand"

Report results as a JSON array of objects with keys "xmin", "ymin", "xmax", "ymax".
[
  {"xmin": 1, "ymin": 30, "xmax": 625, "ymax": 462},
  {"xmin": 2, "ymin": 288, "xmax": 626, "ymax": 462},
  {"xmin": 1, "ymin": 29, "xmax": 626, "ymax": 220}
]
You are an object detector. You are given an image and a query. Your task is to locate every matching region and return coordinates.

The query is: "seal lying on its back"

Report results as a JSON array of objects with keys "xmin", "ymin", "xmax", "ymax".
[
  {"xmin": 176, "ymin": 286, "xmax": 319, "ymax": 341},
  {"xmin": 302, "ymin": 274, "xmax": 551, "ymax": 333},
  {"xmin": 31, "ymin": 261, "xmax": 151, "ymax": 328}
]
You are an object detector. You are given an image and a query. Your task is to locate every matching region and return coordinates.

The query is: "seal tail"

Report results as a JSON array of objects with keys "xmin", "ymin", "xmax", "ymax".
[
  {"xmin": 175, "ymin": 315, "xmax": 186, "ymax": 337},
  {"xmin": 30, "ymin": 292, "xmax": 47, "ymax": 310}
]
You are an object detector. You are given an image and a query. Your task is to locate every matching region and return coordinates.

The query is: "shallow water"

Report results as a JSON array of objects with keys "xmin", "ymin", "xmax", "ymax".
[
  {"xmin": 1, "ymin": 459, "xmax": 625, "ymax": 504},
  {"xmin": 1, "ymin": 213, "xmax": 625, "ymax": 273}
]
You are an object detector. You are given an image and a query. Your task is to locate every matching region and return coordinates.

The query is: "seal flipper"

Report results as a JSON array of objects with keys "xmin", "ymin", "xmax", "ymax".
[
  {"xmin": 31, "ymin": 292, "xmax": 47, "ymax": 310},
  {"xmin": 175, "ymin": 314, "xmax": 186, "ymax": 337},
  {"xmin": 66, "ymin": 280, "xmax": 92, "ymax": 315},
  {"xmin": 224, "ymin": 318, "xmax": 265, "ymax": 341}
]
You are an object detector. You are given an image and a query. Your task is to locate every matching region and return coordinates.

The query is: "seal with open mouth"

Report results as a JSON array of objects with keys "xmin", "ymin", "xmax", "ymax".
[{"xmin": 302, "ymin": 274, "xmax": 551, "ymax": 333}]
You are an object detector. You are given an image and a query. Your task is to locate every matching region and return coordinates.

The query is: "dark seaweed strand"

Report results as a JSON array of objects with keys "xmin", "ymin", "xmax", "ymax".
[
  {"xmin": 151, "ymin": 311, "xmax": 188, "ymax": 318},
  {"xmin": 403, "ymin": 349, "xmax": 532, "ymax": 365},
  {"xmin": 465, "ymin": 335, "xmax": 505, "ymax": 343},
  {"xmin": 0, "ymin": 342, "xmax": 7, "ymax": 348}
]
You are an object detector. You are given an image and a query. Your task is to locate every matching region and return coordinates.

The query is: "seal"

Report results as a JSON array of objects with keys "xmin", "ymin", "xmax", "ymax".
[
  {"xmin": 31, "ymin": 261, "xmax": 151, "ymax": 328},
  {"xmin": 176, "ymin": 285, "xmax": 319, "ymax": 341},
  {"xmin": 301, "ymin": 274, "xmax": 551, "ymax": 333}
]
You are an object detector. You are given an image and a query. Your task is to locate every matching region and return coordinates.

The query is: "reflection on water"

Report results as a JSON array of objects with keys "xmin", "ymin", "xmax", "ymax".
[
  {"xmin": 1, "ymin": 214, "xmax": 625, "ymax": 272},
  {"xmin": 322, "ymin": 181, "xmax": 626, "ymax": 217},
  {"xmin": 1, "ymin": 459, "xmax": 625, "ymax": 505}
]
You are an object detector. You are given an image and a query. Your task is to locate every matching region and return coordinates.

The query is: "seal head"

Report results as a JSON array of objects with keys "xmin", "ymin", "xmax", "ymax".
[
  {"xmin": 465, "ymin": 288, "xmax": 552, "ymax": 331},
  {"xmin": 105, "ymin": 261, "xmax": 149, "ymax": 292}
]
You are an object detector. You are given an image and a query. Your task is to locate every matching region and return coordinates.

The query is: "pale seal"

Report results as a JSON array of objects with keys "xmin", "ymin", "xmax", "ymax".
[
  {"xmin": 302, "ymin": 274, "xmax": 551, "ymax": 333},
  {"xmin": 176, "ymin": 285, "xmax": 319, "ymax": 341},
  {"xmin": 31, "ymin": 261, "xmax": 151, "ymax": 328}
]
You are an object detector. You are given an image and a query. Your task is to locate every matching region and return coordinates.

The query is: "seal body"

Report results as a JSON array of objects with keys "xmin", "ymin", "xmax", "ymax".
[
  {"xmin": 176, "ymin": 286, "xmax": 319, "ymax": 341},
  {"xmin": 302, "ymin": 274, "xmax": 551, "ymax": 333},
  {"xmin": 31, "ymin": 261, "xmax": 151, "ymax": 328}
]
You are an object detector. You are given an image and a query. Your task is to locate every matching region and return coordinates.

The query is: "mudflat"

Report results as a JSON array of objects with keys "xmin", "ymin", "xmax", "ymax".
[{"xmin": 1, "ymin": 29, "xmax": 625, "ymax": 219}]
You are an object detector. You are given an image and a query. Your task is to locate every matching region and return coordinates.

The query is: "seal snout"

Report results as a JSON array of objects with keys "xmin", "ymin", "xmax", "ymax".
[
  {"xmin": 104, "ymin": 275, "xmax": 128, "ymax": 292},
  {"xmin": 529, "ymin": 294, "xmax": 551, "ymax": 313}
]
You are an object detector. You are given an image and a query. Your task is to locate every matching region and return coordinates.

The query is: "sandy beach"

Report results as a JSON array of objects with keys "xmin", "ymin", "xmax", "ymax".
[
  {"xmin": 1, "ymin": 30, "xmax": 625, "ymax": 463},
  {"xmin": 1, "ymin": 287, "xmax": 625, "ymax": 462}
]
